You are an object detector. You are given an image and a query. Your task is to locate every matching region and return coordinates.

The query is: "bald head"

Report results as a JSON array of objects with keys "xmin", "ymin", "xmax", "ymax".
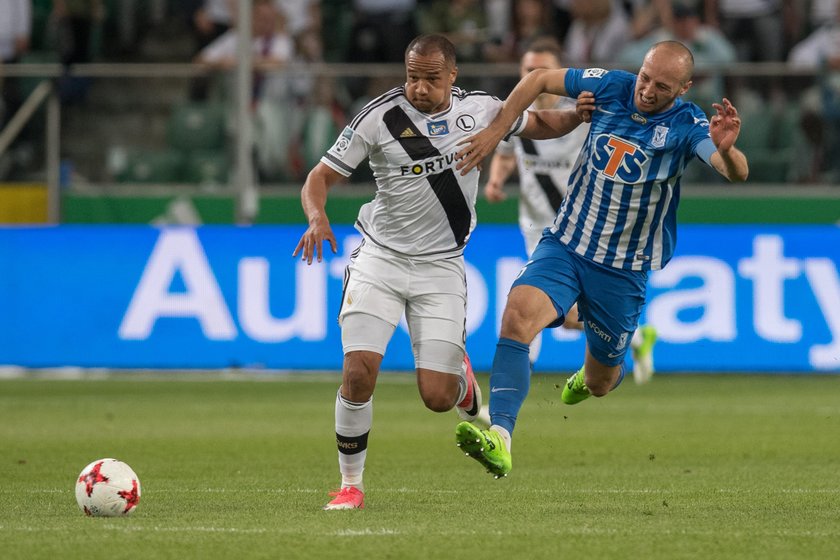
[
  {"xmin": 646, "ymin": 41, "xmax": 695, "ymax": 83},
  {"xmin": 633, "ymin": 41, "xmax": 694, "ymax": 114}
]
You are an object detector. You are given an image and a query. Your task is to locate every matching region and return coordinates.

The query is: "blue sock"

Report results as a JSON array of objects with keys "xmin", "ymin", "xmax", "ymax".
[
  {"xmin": 488, "ymin": 337, "xmax": 531, "ymax": 435},
  {"xmin": 612, "ymin": 362, "xmax": 627, "ymax": 390}
]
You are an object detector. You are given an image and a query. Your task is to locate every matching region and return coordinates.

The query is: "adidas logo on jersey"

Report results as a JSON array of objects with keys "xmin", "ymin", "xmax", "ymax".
[{"xmin": 400, "ymin": 128, "xmax": 416, "ymax": 138}]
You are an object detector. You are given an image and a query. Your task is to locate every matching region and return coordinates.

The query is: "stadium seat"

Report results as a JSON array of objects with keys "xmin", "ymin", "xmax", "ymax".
[
  {"xmin": 774, "ymin": 102, "xmax": 802, "ymax": 151},
  {"xmin": 681, "ymin": 158, "xmax": 725, "ymax": 184},
  {"xmin": 17, "ymin": 51, "xmax": 60, "ymax": 99},
  {"xmin": 743, "ymin": 149, "xmax": 791, "ymax": 183},
  {"xmin": 253, "ymin": 98, "xmax": 302, "ymax": 181},
  {"xmin": 117, "ymin": 149, "xmax": 184, "ymax": 183},
  {"xmin": 301, "ymin": 106, "xmax": 339, "ymax": 172},
  {"xmin": 320, "ymin": 0, "xmax": 354, "ymax": 62},
  {"xmin": 30, "ymin": 1, "xmax": 55, "ymax": 51},
  {"xmin": 734, "ymin": 95, "xmax": 798, "ymax": 183},
  {"xmin": 166, "ymin": 103, "xmax": 226, "ymax": 152},
  {"xmin": 679, "ymin": 92, "xmax": 801, "ymax": 183},
  {"xmin": 735, "ymin": 106, "xmax": 774, "ymax": 153},
  {"xmin": 183, "ymin": 150, "xmax": 229, "ymax": 186}
]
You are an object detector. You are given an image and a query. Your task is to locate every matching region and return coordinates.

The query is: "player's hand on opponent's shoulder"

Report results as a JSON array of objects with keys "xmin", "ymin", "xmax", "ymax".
[
  {"xmin": 576, "ymin": 91, "xmax": 595, "ymax": 123},
  {"xmin": 292, "ymin": 216, "xmax": 337, "ymax": 265},
  {"xmin": 709, "ymin": 98, "xmax": 742, "ymax": 153},
  {"xmin": 456, "ymin": 125, "xmax": 507, "ymax": 175}
]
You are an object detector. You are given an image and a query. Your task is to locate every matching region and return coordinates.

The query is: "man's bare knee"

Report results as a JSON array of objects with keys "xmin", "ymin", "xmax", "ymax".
[
  {"xmin": 500, "ymin": 306, "xmax": 533, "ymax": 341},
  {"xmin": 417, "ymin": 368, "xmax": 460, "ymax": 412},
  {"xmin": 342, "ymin": 352, "xmax": 379, "ymax": 401},
  {"xmin": 499, "ymin": 286, "xmax": 557, "ymax": 343},
  {"xmin": 420, "ymin": 390, "xmax": 455, "ymax": 412}
]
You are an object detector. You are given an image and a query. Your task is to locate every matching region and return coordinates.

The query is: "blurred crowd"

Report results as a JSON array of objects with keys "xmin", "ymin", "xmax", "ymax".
[{"xmin": 2, "ymin": 0, "xmax": 840, "ymax": 183}]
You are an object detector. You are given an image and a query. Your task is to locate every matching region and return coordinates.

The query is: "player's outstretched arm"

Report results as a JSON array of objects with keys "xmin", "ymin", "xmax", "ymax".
[
  {"xmin": 456, "ymin": 68, "xmax": 570, "ymax": 175},
  {"xmin": 523, "ymin": 108, "xmax": 584, "ymax": 140},
  {"xmin": 293, "ymin": 162, "xmax": 344, "ymax": 264},
  {"xmin": 709, "ymin": 98, "xmax": 749, "ymax": 182},
  {"xmin": 485, "ymin": 151, "xmax": 517, "ymax": 202}
]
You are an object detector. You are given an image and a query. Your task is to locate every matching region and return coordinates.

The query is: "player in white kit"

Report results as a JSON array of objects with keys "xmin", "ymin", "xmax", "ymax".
[
  {"xmin": 484, "ymin": 37, "xmax": 658, "ymax": 379},
  {"xmin": 293, "ymin": 34, "xmax": 587, "ymax": 509}
]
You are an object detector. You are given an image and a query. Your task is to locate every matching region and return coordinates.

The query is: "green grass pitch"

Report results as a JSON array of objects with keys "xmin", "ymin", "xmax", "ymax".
[{"xmin": 1, "ymin": 372, "xmax": 838, "ymax": 559}]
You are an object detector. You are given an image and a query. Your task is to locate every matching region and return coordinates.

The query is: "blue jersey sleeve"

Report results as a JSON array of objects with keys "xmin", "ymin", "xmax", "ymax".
[
  {"xmin": 565, "ymin": 68, "xmax": 610, "ymax": 98},
  {"xmin": 564, "ymin": 68, "xmax": 634, "ymax": 100},
  {"xmin": 686, "ymin": 108, "xmax": 715, "ymax": 165},
  {"xmin": 695, "ymin": 138, "xmax": 716, "ymax": 165}
]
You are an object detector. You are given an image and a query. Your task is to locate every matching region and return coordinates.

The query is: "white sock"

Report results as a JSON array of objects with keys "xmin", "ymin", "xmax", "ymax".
[
  {"xmin": 630, "ymin": 328, "xmax": 643, "ymax": 349},
  {"xmin": 490, "ymin": 424, "xmax": 512, "ymax": 452},
  {"xmin": 456, "ymin": 359, "xmax": 468, "ymax": 406},
  {"xmin": 529, "ymin": 331, "xmax": 543, "ymax": 364},
  {"xmin": 335, "ymin": 388, "xmax": 372, "ymax": 491}
]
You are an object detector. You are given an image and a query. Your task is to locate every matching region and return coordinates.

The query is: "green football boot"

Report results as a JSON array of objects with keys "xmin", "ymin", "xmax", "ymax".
[
  {"xmin": 561, "ymin": 368, "xmax": 591, "ymax": 405},
  {"xmin": 455, "ymin": 421, "xmax": 511, "ymax": 478}
]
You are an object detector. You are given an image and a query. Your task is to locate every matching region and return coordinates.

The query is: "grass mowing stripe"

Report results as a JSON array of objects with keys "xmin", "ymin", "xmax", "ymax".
[
  {"xmin": 7, "ymin": 487, "xmax": 840, "ymax": 495},
  {"xmin": 1, "ymin": 374, "xmax": 838, "ymax": 560},
  {"xmin": 3, "ymin": 524, "xmax": 838, "ymax": 539}
]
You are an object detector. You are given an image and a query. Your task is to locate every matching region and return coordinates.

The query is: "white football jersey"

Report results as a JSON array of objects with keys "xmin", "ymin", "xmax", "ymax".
[
  {"xmin": 322, "ymin": 86, "xmax": 528, "ymax": 258},
  {"xmin": 497, "ymin": 96, "xmax": 589, "ymax": 255}
]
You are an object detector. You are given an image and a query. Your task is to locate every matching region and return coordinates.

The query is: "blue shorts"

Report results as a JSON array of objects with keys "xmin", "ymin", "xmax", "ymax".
[{"xmin": 511, "ymin": 230, "xmax": 649, "ymax": 366}]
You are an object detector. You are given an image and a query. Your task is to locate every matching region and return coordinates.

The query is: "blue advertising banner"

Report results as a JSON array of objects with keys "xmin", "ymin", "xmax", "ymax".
[{"xmin": 0, "ymin": 225, "xmax": 837, "ymax": 372}]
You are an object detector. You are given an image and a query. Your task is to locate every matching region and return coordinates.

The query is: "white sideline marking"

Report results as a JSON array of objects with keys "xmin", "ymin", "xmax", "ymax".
[
  {"xmin": 105, "ymin": 525, "xmax": 268, "ymax": 534},
  {"xmin": 334, "ymin": 528, "xmax": 399, "ymax": 536}
]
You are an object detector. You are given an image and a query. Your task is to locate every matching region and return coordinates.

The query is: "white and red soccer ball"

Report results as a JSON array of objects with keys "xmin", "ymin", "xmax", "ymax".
[{"xmin": 75, "ymin": 459, "xmax": 141, "ymax": 517}]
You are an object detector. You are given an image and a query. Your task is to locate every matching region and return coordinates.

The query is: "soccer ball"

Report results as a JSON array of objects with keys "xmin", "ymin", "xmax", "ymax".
[{"xmin": 75, "ymin": 458, "xmax": 141, "ymax": 517}]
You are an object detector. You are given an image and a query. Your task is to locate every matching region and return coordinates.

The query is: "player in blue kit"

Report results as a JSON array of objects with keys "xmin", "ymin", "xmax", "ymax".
[
  {"xmin": 453, "ymin": 40, "xmax": 749, "ymax": 477},
  {"xmin": 484, "ymin": 36, "xmax": 659, "ymax": 384}
]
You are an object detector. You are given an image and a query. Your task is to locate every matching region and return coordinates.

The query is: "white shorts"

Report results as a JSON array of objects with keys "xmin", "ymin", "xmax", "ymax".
[
  {"xmin": 339, "ymin": 241, "xmax": 467, "ymax": 364},
  {"xmin": 522, "ymin": 224, "xmax": 543, "ymax": 257}
]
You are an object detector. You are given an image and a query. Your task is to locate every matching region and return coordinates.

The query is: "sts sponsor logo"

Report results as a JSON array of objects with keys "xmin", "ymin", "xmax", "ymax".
[{"xmin": 591, "ymin": 134, "xmax": 648, "ymax": 181}]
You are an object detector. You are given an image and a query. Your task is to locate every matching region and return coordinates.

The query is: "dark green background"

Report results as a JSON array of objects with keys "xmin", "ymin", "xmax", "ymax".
[{"xmin": 62, "ymin": 191, "xmax": 840, "ymax": 224}]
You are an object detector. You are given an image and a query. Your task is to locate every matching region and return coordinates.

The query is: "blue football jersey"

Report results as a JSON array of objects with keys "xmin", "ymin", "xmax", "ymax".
[{"xmin": 552, "ymin": 68, "xmax": 714, "ymax": 271}]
